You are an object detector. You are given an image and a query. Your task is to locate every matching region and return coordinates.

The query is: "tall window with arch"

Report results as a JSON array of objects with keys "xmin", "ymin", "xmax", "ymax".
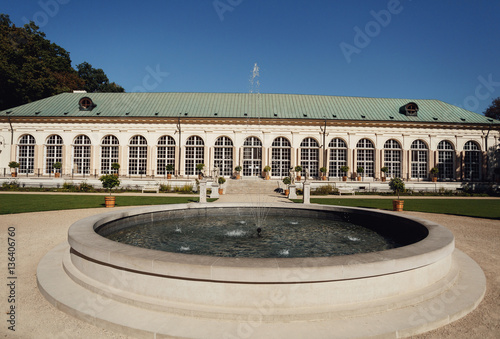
[
  {"xmin": 411, "ymin": 140, "xmax": 428, "ymax": 179},
  {"xmin": 45, "ymin": 135, "xmax": 63, "ymax": 174},
  {"xmin": 271, "ymin": 137, "xmax": 291, "ymax": 177},
  {"xmin": 356, "ymin": 139, "xmax": 374, "ymax": 178},
  {"xmin": 328, "ymin": 138, "xmax": 347, "ymax": 178},
  {"xmin": 129, "ymin": 135, "xmax": 148, "ymax": 175},
  {"xmin": 300, "ymin": 138, "xmax": 320, "ymax": 178},
  {"xmin": 214, "ymin": 136, "xmax": 234, "ymax": 176},
  {"xmin": 437, "ymin": 140, "xmax": 455, "ymax": 180},
  {"xmin": 73, "ymin": 135, "xmax": 91, "ymax": 175},
  {"xmin": 101, "ymin": 135, "xmax": 119, "ymax": 174},
  {"xmin": 185, "ymin": 136, "xmax": 204, "ymax": 176},
  {"xmin": 243, "ymin": 137, "xmax": 262, "ymax": 177},
  {"xmin": 383, "ymin": 139, "xmax": 401, "ymax": 178},
  {"xmin": 157, "ymin": 136, "xmax": 175, "ymax": 175},
  {"xmin": 17, "ymin": 134, "xmax": 36, "ymax": 174},
  {"xmin": 464, "ymin": 141, "xmax": 481, "ymax": 181}
]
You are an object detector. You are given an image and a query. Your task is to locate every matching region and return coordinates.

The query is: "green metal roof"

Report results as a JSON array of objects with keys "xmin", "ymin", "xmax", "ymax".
[{"xmin": 1, "ymin": 92, "xmax": 498, "ymax": 125}]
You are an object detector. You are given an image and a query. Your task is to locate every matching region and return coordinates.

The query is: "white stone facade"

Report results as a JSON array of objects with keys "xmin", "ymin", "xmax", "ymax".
[{"xmin": 1, "ymin": 118, "xmax": 498, "ymax": 181}]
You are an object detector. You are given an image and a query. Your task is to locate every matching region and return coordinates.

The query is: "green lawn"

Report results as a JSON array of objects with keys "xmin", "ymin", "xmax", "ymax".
[
  {"xmin": 300, "ymin": 198, "xmax": 500, "ymax": 219},
  {"xmin": 294, "ymin": 198, "xmax": 500, "ymax": 219},
  {"xmin": 0, "ymin": 194, "xmax": 208, "ymax": 214}
]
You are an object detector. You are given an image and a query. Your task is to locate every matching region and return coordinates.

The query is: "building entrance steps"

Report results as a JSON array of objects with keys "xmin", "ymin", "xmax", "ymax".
[{"xmin": 218, "ymin": 177, "xmax": 291, "ymax": 203}]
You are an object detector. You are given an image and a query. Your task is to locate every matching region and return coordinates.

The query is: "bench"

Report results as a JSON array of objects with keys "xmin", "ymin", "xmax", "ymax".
[
  {"xmin": 338, "ymin": 188, "xmax": 355, "ymax": 196},
  {"xmin": 142, "ymin": 185, "xmax": 159, "ymax": 193}
]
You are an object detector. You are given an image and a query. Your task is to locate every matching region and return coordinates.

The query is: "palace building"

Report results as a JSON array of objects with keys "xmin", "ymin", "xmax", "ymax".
[{"xmin": 0, "ymin": 92, "xmax": 499, "ymax": 181}]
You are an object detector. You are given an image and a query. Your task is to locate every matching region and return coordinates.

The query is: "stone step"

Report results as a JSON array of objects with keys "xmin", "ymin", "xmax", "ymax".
[{"xmin": 225, "ymin": 178, "xmax": 279, "ymax": 194}]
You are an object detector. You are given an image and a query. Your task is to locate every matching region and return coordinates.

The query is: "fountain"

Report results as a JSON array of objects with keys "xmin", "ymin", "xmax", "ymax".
[{"xmin": 37, "ymin": 202, "xmax": 485, "ymax": 338}]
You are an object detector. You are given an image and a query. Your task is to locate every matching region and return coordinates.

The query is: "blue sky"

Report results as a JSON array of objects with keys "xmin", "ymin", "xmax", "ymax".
[{"xmin": 3, "ymin": 0, "xmax": 500, "ymax": 114}]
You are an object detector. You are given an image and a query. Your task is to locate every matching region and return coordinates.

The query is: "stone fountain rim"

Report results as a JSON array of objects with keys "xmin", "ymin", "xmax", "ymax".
[{"xmin": 67, "ymin": 202, "xmax": 455, "ymax": 283}]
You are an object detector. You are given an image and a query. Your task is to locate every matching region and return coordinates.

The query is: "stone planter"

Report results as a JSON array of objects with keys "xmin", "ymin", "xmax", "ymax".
[
  {"xmin": 105, "ymin": 196, "xmax": 116, "ymax": 208},
  {"xmin": 392, "ymin": 200, "xmax": 404, "ymax": 212}
]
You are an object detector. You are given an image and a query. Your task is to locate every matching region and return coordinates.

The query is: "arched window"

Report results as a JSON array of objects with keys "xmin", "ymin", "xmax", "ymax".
[
  {"xmin": 243, "ymin": 137, "xmax": 262, "ymax": 177},
  {"xmin": 437, "ymin": 141, "xmax": 454, "ymax": 180},
  {"xmin": 411, "ymin": 140, "xmax": 428, "ymax": 179},
  {"xmin": 328, "ymin": 138, "xmax": 347, "ymax": 178},
  {"xmin": 214, "ymin": 136, "xmax": 234, "ymax": 177},
  {"xmin": 356, "ymin": 139, "xmax": 374, "ymax": 178},
  {"xmin": 45, "ymin": 135, "xmax": 63, "ymax": 174},
  {"xmin": 383, "ymin": 139, "xmax": 401, "ymax": 178},
  {"xmin": 157, "ymin": 136, "xmax": 175, "ymax": 176},
  {"xmin": 271, "ymin": 137, "xmax": 291, "ymax": 177},
  {"xmin": 73, "ymin": 135, "xmax": 91, "ymax": 175},
  {"xmin": 17, "ymin": 134, "xmax": 36, "ymax": 174},
  {"xmin": 300, "ymin": 138, "xmax": 320, "ymax": 178},
  {"xmin": 185, "ymin": 136, "xmax": 204, "ymax": 176},
  {"xmin": 101, "ymin": 135, "xmax": 119, "ymax": 174},
  {"xmin": 129, "ymin": 135, "xmax": 148, "ymax": 175},
  {"xmin": 464, "ymin": 141, "xmax": 481, "ymax": 181}
]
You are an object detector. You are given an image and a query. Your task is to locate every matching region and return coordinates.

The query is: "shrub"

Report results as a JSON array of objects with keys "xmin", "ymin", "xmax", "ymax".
[
  {"xmin": 99, "ymin": 174, "xmax": 121, "ymax": 195},
  {"xmin": 78, "ymin": 182, "xmax": 94, "ymax": 192},
  {"xmin": 62, "ymin": 182, "xmax": 77, "ymax": 191},
  {"xmin": 159, "ymin": 183, "xmax": 172, "ymax": 192},
  {"xmin": 389, "ymin": 177, "xmax": 405, "ymax": 199},
  {"xmin": 312, "ymin": 184, "xmax": 335, "ymax": 195}
]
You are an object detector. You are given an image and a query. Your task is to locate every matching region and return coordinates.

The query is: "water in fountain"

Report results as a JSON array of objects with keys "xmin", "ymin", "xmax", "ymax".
[{"xmin": 103, "ymin": 213, "xmax": 400, "ymax": 258}]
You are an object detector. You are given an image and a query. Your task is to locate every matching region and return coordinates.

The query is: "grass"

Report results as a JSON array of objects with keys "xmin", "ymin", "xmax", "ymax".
[
  {"xmin": 291, "ymin": 198, "xmax": 500, "ymax": 219},
  {"xmin": 0, "ymin": 194, "xmax": 215, "ymax": 215}
]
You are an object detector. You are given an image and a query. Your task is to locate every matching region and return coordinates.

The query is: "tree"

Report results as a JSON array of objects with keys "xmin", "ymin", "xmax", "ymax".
[
  {"xmin": 77, "ymin": 61, "xmax": 124, "ymax": 93},
  {"xmin": 484, "ymin": 97, "xmax": 500, "ymax": 120},
  {"xmin": 0, "ymin": 14, "xmax": 83, "ymax": 110}
]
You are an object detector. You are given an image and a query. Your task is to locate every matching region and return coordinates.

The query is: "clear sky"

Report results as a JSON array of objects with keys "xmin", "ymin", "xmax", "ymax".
[{"xmin": 3, "ymin": 0, "xmax": 500, "ymax": 114}]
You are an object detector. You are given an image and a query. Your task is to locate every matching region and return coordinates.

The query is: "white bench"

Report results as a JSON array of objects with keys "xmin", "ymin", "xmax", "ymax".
[
  {"xmin": 142, "ymin": 185, "xmax": 159, "ymax": 193},
  {"xmin": 338, "ymin": 188, "xmax": 355, "ymax": 195}
]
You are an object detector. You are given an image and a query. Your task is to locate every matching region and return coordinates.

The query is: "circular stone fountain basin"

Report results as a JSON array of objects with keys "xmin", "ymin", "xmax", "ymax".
[{"xmin": 37, "ymin": 203, "xmax": 486, "ymax": 338}]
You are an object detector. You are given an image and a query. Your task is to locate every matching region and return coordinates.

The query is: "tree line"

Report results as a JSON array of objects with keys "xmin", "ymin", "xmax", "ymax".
[{"xmin": 0, "ymin": 14, "xmax": 123, "ymax": 111}]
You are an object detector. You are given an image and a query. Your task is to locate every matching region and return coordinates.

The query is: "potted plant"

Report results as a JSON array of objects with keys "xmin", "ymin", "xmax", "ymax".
[
  {"xmin": 430, "ymin": 167, "xmax": 439, "ymax": 182},
  {"xmin": 165, "ymin": 164, "xmax": 174, "ymax": 180},
  {"xmin": 99, "ymin": 174, "xmax": 121, "ymax": 208},
  {"xmin": 218, "ymin": 176, "xmax": 226, "ymax": 194},
  {"xmin": 263, "ymin": 165, "xmax": 271, "ymax": 180},
  {"xmin": 111, "ymin": 162, "xmax": 120, "ymax": 176},
  {"xmin": 389, "ymin": 177, "xmax": 405, "ymax": 211},
  {"xmin": 294, "ymin": 166, "xmax": 302, "ymax": 181},
  {"xmin": 196, "ymin": 163, "xmax": 205, "ymax": 179},
  {"xmin": 320, "ymin": 167, "xmax": 327, "ymax": 180},
  {"xmin": 356, "ymin": 166, "xmax": 364, "ymax": 181},
  {"xmin": 282, "ymin": 176, "xmax": 291, "ymax": 196},
  {"xmin": 8, "ymin": 161, "xmax": 20, "ymax": 177},
  {"xmin": 53, "ymin": 162, "xmax": 62, "ymax": 178},
  {"xmin": 234, "ymin": 165, "xmax": 242, "ymax": 179},
  {"xmin": 340, "ymin": 165, "xmax": 349, "ymax": 181},
  {"xmin": 381, "ymin": 166, "xmax": 389, "ymax": 182}
]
